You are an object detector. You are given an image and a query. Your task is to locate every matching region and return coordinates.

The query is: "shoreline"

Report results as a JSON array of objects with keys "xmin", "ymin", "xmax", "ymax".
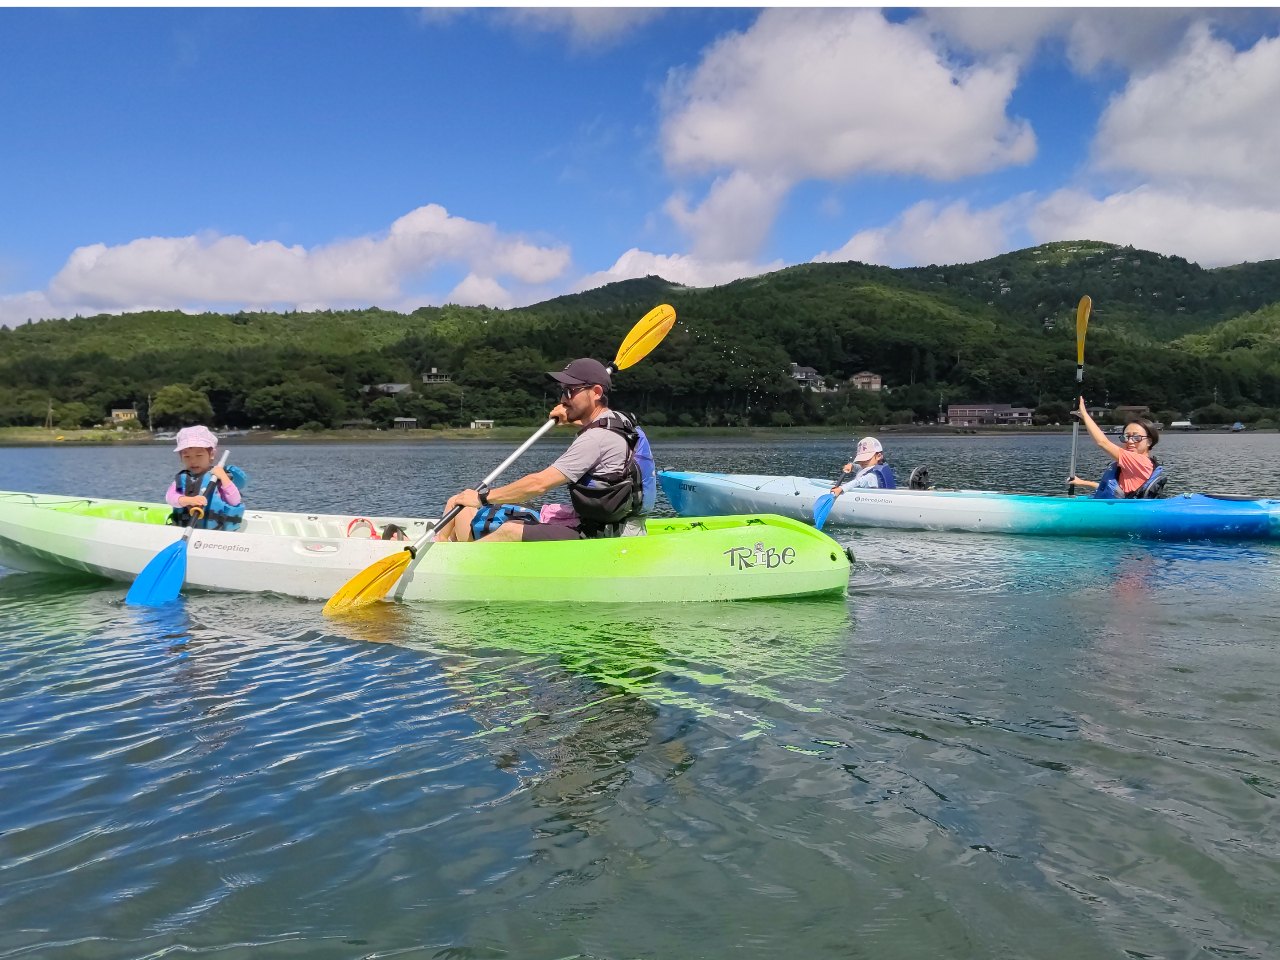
[{"xmin": 0, "ymin": 423, "xmax": 1261, "ymax": 447}]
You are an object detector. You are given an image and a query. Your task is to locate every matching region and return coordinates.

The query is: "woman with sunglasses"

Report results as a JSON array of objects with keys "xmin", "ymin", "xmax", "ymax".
[{"xmin": 1067, "ymin": 397, "xmax": 1166, "ymax": 499}]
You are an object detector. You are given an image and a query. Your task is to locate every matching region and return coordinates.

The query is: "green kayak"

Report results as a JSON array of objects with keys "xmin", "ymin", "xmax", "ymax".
[{"xmin": 0, "ymin": 491, "xmax": 850, "ymax": 603}]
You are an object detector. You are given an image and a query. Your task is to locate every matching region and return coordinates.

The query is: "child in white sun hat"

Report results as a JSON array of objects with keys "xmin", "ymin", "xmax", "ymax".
[
  {"xmin": 166, "ymin": 425, "xmax": 248, "ymax": 531},
  {"xmin": 831, "ymin": 436, "xmax": 895, "ymax": 495}
]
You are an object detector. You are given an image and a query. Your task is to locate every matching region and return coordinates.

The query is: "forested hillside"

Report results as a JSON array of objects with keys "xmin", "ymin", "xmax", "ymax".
[{"xmin": 3, "ymin": 241, "xmax": 1280, "ymax": 430}]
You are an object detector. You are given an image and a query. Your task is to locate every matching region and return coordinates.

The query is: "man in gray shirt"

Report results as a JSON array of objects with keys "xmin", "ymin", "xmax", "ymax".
[{"xmin": 433, "ymin": 358, "xmax": 638, "ymax": 542}]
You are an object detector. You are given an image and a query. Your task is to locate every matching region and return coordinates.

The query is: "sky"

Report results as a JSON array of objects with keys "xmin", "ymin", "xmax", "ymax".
[{"xmin": 2, "ymin": 6, "xmax": 1280, "ymax": 325}]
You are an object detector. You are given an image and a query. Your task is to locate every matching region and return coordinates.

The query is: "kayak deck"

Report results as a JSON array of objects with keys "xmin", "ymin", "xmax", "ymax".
[
  {"xmin": 0, "ymin": 491, "xmax": 850, "ymax": 603},
  {"xmin": 659, "ymin": 472, "xmax": 1280, "ymax": 542}
]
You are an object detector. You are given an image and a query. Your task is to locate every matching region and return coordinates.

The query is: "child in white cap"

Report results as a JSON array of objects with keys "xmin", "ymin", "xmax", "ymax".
[
  {"xmin": 166, "ymin": 425, "xmax": 248, "ymax": 530},
  {"xmin": 831, "ymin": 436, "xmax": 895, "ymax": 495}
]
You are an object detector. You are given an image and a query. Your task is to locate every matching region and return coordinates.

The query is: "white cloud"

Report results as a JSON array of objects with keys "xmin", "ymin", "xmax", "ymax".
[
  {"xmin": 662, "ymin": 9, "xmax": 1035, "ymax": 183},
  {"xmin": 1030, "ymin": 187, "xmax": 1280, "ymax": 268},
  {"xmin": 447, "ymin": 273, "xmax": 517, "ymax": 310},
  {"xmin": 1093, "ymin": 23, "xmax": 1280, "ymax": 203},
  {"xmin": 920, "ymin": 9, "xmax": 1217, "ymax": 74},
  {"xmin": 0, "ymin": 204, "xmax": 570, "ymax": 325},
  {"xmin": 496, "ymin": 8, "xmax": 663, "ymax": 49},
  {"xmin": 653, "ymin": 8, "xmax": 1035, "ymax": 266},
  {"xmin": 664, "ymin": 171, "xmax": 789, "ymax": 263},
  {"xmin": 1026, "ymin": 23, "xmax": 1280, "ymax": 268},
  {"xmin": 815, "ymin": 200, "xmax": 1015, "ymax": 268},
  {"xmin": 576, "ymin": 247, "xmax": 781, "ymax": 292}
]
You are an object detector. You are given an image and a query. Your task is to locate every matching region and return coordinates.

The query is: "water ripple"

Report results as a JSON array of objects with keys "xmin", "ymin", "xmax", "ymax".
[{"xmin": 2, "ymin": 438, "xmax": 1279, "ymax": 958}]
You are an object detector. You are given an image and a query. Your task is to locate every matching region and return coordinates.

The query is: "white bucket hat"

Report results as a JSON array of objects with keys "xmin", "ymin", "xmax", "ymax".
[{"xmin": 174, "ymin": 425, "xmax": 218, "ymax": 452}]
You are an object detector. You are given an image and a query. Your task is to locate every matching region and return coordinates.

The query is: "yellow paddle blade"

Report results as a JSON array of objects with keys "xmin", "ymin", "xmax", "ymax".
[
  {"xmin": 322, "ymin": 549, "xmax": 412, "ymax": 616},
  {"xmin": 614, "ymin": 303, "xmax": 676, "ymax": 370},
  {"xmin": 1075, "ymin": 295, "xmax": 1091, "ymax": 365}
]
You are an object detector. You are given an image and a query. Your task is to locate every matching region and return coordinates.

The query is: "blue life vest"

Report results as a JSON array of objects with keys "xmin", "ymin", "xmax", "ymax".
[
  {"xmin": 635, "ymin": 426, "xmax": 657, "ymax": 514},
  {"xmin": 850, "ymin": 463, "xmax": 895, "ymax": 489},
  {"xmin": 171, "ymin": 464, "xmax": 247, "ymax": 531},
  {"xmin": 1092, "ymin": 461, "xmax": 1165, "ymax": 500},
  {"xmin": 867, "ymin": 463, "xmax": 896, "ymax": 489},
  {"xmin": 470, "ymin": 504, "xmax": 540, "ymax": 541}
]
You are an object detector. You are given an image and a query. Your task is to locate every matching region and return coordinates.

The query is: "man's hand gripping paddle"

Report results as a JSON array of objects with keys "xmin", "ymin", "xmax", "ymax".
[
  {"xmin": 125, "ymin": 450, "xmax": 229, "ymax": 606},
  {"xmin": 322, "ymin": 304, "xmax": 678, "ymax": 615},
  {"xmin": 1067, "ymin": 295, "xmax": 1091, "ymax": 495}
]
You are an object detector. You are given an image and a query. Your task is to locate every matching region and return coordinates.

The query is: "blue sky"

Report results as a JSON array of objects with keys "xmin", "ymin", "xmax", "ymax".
[{"xmin": 2, "ymin": 7, "xmax": 1279, "ymax": 324}]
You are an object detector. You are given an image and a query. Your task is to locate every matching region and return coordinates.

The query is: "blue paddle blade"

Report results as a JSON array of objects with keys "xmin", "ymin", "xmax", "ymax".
[
  {"xmin": 125, "ymin": 539, "xmax": 188, "ymax": 606},
  {"xmin": 812, "ymin": 493, "xmax": 836, "ymax": 530}
]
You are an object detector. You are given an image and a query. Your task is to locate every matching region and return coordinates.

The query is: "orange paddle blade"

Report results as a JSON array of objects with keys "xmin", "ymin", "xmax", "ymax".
[
  {"xmin": 615, "ymin": 303, "xmax": 675, "ymax": 370},
  {"xmin": 322, "ymin": 550, "xmax": 412, "ymax": 616},
  {"xmin": 1075, "ymin": 295, "xmax": 1091, "ymax": 365}
]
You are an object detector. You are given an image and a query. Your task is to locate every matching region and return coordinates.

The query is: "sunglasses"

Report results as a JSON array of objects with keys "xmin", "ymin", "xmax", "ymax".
[
  {"xmin": 1121, "ymin": 433, "xmax": 1149, "ymax": 443},
  {"xmin": 559, "ymin": 383, "xmax": 593, "ymax": 401}
]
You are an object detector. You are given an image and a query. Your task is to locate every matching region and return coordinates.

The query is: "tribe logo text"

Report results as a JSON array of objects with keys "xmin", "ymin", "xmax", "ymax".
[{"xmin": 723, "ymin": 541, "xmax": 796, "ymax": 570}]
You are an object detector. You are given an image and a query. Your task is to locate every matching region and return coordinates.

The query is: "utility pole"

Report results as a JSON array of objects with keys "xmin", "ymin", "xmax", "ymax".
[
  {"xmin": 45, "ymin": 399, "xmax": 53, "ymax": 431},
  {"xmin": 147, "ymin": 394, "xmax": 153, "ymax": 432}
]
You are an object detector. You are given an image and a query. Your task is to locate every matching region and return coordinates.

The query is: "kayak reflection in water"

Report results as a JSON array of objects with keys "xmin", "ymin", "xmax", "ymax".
[
  {"xmin": 433, "ymin": 358, "xmax": 654, "ymax": 543},
  {"xmin": 830, "ymin": 436, "xmax": 895, "ymax": 496},
  {"xmin": 1067, "ymin": 398, "xmax": 1166, "ymax": 499}
]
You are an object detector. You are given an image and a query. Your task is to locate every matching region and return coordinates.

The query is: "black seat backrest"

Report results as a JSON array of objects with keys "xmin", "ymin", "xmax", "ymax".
[{"xmin": 1139, "ymin": 469, "xmax": 1168, "ymax": 499}]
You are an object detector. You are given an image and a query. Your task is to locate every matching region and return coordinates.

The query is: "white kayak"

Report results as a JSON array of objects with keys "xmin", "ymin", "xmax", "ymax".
[
  {"xmin": 658, "ymin": 471, "xmax": 1280, "ymax": 541},
  {"xmin": 0, "ymin": 490, "xmax": 849, "ymax": 603}
]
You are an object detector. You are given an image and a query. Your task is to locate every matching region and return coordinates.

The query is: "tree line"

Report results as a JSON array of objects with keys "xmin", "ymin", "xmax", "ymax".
[{"xmin": 3, "ymin": 241, "xmax": 1280, "ymax": 431}]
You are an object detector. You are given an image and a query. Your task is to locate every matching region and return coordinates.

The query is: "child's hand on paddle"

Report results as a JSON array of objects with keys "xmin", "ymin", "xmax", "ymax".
[
  {"xmin": 211, "ymin": 466, "xmax": 231, "ymax": 486},
  {"xmin": 178, "ymin": 495, "xmax": 207, "ymax": 508}
]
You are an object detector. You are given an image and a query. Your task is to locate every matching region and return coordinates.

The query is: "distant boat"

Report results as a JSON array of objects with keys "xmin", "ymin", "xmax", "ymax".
[{"xmin": 1231, "ymin": 422, "xmax": 1245, "ymax": 432}]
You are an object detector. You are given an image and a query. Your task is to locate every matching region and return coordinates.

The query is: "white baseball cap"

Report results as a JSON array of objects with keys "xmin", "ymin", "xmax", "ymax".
[{"xmin": 854, "ymin": 437, "xmax": 883, "ymax": 463}]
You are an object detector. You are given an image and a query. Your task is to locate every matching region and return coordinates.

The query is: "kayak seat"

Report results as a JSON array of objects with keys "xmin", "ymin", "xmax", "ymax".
[
  {"xmin": 1142, "ymin": 471, "xmax": 1169, "ymax": 499},
  {"xmin": 908, "ymin": 466, "xmax": 932, "ymax": 490}
]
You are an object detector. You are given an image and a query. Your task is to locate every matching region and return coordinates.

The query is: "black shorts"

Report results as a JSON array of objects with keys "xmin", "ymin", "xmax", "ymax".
[{"xmin": 520, "ymin": 521, "xmax": 581, "ymax": 542}]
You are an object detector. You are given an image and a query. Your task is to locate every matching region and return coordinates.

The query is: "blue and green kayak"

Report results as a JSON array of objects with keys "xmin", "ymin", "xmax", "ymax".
[{"xmin": 658, "ymin": 472, "xmax": 1280, "ymax": 541}]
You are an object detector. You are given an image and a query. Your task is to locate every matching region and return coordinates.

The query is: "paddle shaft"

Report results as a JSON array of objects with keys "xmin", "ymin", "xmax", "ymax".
[
  {"xmin": 406, "ymin": 418, "xmax": 558, "ymax": 556},
  {"xmin": 1067, "ymin": 296, "xmax": 1091, "ymax": 496},
  {"xmin": 1068, "ymin": 365, "xmax": 1083, "ymax": 494}
]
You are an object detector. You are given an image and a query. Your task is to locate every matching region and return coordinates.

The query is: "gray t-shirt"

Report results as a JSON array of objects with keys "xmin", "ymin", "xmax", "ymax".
[{"xmin": 551, "ymin": 410, "xmax": 630, "ymax": 483}]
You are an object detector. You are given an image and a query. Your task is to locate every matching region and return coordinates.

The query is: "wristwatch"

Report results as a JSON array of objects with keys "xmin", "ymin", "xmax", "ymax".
[{"xmin": 477, "ymin": 487, "xmax": 490, "ymax": 506}]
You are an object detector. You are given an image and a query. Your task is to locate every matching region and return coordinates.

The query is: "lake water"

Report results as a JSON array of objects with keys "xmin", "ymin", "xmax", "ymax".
[{"xmin": 2, "ymin": 434, "xmax": 1278, "ymax": 959}]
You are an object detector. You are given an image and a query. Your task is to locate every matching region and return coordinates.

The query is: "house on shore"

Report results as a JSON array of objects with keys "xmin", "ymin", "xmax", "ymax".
[
  {"xmin": 790, "ymin": 363, "xmax": 830, "ymax": 392},
  {"xmin": 946, "ymin": 403, "xmax": 1033, "ymax": 426}
]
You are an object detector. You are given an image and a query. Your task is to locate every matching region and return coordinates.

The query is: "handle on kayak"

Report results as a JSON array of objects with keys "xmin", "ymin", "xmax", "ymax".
[{"xmin": 405, "ymin": 418, "xmax": 559, "ymax": 557}]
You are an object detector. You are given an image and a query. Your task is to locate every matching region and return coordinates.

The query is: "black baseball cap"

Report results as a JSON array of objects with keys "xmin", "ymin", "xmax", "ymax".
[{"xmin": 548, "ymin": 358, "xmax": 611, "ymax": 391}]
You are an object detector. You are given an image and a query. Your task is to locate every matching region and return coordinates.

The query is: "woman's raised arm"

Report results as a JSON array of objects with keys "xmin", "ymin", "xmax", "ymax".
[{"xmin": 1077, "ymin": 397, "xmax": 1123, "ymax": 461}]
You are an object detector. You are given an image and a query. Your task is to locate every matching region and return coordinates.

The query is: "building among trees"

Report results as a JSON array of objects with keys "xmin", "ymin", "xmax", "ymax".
[
  {"xmin": 946, "ymin": 403, "xmax": 1034, "ymax": 426},
  {"xmin": 790, "ymin": 363, "xmax": 829, "ymax": 391}
]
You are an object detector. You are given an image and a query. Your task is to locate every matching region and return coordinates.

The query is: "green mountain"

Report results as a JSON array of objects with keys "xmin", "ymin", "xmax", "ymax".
[{"xmin": 3, "ymin": 241, "xmax": 1280, "ymax": 430}]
